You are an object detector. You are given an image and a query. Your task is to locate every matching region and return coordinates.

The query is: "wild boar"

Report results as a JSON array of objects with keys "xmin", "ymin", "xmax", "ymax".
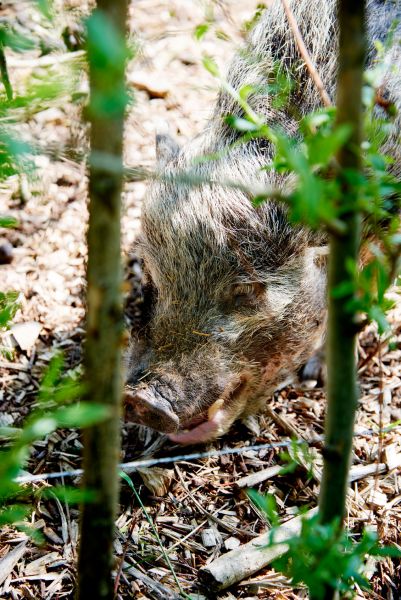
[{"xmin": 126, "ymin": 0, "xmax": 401, "ymax": 443}]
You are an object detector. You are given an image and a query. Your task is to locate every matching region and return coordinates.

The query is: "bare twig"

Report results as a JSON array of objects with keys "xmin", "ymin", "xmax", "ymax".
[
  {"xmin": 126, "ymin": 564, "xmax": 182, "ymax": 600},
  {"xmin": 280, "ymin": 0, "xmax": 332, "ymax": 107},
  {"xmin": 358, "ymin": 324, "xmax": 401, "ymax": 373}
]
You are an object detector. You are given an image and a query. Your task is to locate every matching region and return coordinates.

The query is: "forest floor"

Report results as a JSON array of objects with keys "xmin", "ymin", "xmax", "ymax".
[{"xmin": 1, "ymin": 1, "xmax": 401, "ymax": 599}]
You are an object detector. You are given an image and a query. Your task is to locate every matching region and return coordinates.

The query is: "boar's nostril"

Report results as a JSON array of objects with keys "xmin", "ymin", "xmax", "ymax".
[{"xmin": 125, "ymin": 387, "xmax": 180, "ymax": 433}]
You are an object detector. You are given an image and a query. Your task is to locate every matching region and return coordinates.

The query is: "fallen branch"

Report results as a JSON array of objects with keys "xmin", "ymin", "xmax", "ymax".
[{"xmin": 199, "ymin": 508, "xmax": 317, "ymax": 592}]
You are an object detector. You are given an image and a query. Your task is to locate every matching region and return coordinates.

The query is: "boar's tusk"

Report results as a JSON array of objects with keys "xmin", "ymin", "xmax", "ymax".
[
  {"xmin": 125, "ymin": 388, "xmax": 180, "ymax": 433},
  {"xmin": 207, "ymin": 398, "xmax": 225, "ymax": 420}
]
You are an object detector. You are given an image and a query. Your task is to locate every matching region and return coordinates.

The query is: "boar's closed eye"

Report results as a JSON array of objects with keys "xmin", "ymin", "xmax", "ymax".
[{"xmin": 228, "ymin": 282, "xmax": 265, "ymax": 309}]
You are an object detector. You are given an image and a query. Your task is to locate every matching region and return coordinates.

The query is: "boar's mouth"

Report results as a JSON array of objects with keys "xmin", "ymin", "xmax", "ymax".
[
  {"xmin": 125, "ymin": 377, "xmax": 248, "ymax": 444},
  {"xmin": 167, "ymin": 397, "xmax": 228, "ymax": 445}
]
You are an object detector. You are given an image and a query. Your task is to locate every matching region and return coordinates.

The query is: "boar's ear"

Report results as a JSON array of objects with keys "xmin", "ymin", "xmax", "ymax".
[
  {"xmin": 155, "ymin": 133, "xmax": 180, "ymax": 165},
  {"xmin": 308, "ymin": 245, "xmax": 329, "ymax": 268},
  {"xmin": 155, "ymin": 120, "xmax": 180, "ymax": 163}
]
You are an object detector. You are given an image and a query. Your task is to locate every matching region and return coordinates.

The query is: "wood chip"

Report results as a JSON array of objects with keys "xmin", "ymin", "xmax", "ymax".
[
  {"xmin": 349, "ymin": 463, "xmax": 387, "ymax": 482},
  {"xmin": 0, "ymin": 541, "xmax": 28, "ymax": 585},
  {"xmin": 224, "ymin": 537, "xmax": 241, "ymax": 551},
  {"xmin": 201, "ymin": 528, "xmax": 218, "ymax": 548},
  {"xmin": 385, "ymin": 444, "xmax": 401, "ymax": 471},
  {"xmin": 366, "ymin": 490, "xmax": 388, "ymax": 508}
]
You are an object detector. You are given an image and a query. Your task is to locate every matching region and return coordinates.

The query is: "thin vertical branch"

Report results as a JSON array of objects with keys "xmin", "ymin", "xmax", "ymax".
[
  {"xmin": 77, "ymin": 1, "xmax": 128, "ymax": 598},
  {"xmin": 317, "ymin": 2, "xmax": 367, "ymax": 598}
]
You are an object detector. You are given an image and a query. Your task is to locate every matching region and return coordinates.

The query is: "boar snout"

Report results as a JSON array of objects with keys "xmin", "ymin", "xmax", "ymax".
[{"xmin": 125, "ymin": 385, "xmax": 180, "ymax": 433}]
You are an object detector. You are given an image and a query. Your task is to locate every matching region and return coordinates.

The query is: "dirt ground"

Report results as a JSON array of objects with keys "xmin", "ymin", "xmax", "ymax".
[{"xmin": 1, "ymin": 1, "xmax": 401, "ymax": 598}]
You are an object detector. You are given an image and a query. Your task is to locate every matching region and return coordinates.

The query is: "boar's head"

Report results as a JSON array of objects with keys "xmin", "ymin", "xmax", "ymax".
[{"xmin": 125, "ymin": 135, "xmax": 327, "ymax": 444}]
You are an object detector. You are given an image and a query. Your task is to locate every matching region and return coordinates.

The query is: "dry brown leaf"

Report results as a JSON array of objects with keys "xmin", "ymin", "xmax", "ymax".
[
  {"xmin": 137, "ymin": 467, "xmax": 174, "ymax": 496},
  {"xmin": 24, "ymin": 552, "xmax": 60, "ymax": 576}
]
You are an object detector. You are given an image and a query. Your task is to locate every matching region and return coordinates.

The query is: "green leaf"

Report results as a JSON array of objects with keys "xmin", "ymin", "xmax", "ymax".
[
  {"xmin": 238, "ymin": 84, "xmax": 256, "ymax": 101},
  {"xmin": 247, "ymin": 490, "xmax": 280, "ymax": 527},
  {"xmin": 194, "ymin": 23, "xmax": 209, "ymax": 40},
  {"xmin": 0, "ymin": 505, "xmax": 31, "ymax": 525},
  {"xmin": 0, "ymin": 427, "xmax": 21, "ymax": 440},
  {"xmin": 331, "ymin": 280, "xmax": 355, "ymax": 299},
  {"xmin": 368, "ymin": 304, "xmax": 390, "ymax": 333},
  {"xmin": 0, "ymin": 215, "xmax": 18, "ymax": 228},
  {"xmin": 307, "ymin": 124, "xmax": 352, "ymax": 167},
  {"xmin": 202, "ymin": 55, "xmax": 220, "ymax": 77},
  {"xmin": 16, "ymin": 523, "xmax": 44, "ymax": 544},
  {"xmin": 225, "ymin": 115, "xmax": 260, "ymax": 132},
  {"xmin": 35, "ymin": 0, "xmax": 53, "ymax": 20},
  {"xmin": 370, "ymin": 545, "xmax": 401, "ymax": 558},
  {"xmin": 302, "ymin": 108, "xmax": 336, "ymax": 133},
  {"xmin": 120, "ymin": 470, "xmax": 134, "ymax": 490},
  {"xmin": 0, "ymin": 291, "xmax": 20, "ymax": 329}
]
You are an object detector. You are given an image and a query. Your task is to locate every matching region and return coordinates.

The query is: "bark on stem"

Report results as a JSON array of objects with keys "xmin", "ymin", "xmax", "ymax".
[
  {"xmin": 77, "ymin": 2, "xmax": 128, "ymax": 599},
  {"xmin": 317, "ymin": 2, "xmax": 366, "ymax": 598}
]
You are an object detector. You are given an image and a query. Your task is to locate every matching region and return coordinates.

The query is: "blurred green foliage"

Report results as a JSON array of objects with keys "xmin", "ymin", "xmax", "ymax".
[
  {"xmin": 248, "ymin": 490, "xmax": 401, "ymax": 598},
  {"xmin": 0, "ymin": 0, "xmax": 113, "ymax": 539},
  {"xmin": 0, "ymin": 355, "xmax": 109, "ymax": 535}
]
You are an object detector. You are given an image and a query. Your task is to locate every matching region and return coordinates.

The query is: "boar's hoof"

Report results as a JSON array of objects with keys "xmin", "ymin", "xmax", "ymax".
[
  {"xmin": 125, "ymin": 388, "xmax": 180, "ymax": 433},
  {"xmin": 299, "ymin": 350, "xmax": 326, "ymax": 388}
]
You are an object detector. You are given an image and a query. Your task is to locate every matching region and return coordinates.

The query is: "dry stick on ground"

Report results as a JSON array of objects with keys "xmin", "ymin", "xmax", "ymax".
[
  {"xmin": 199, "ymin": 508, "xmax": 318, "ymax": 592},
  {"xmin": 280, "ymin": 0, "xmax": 332, "ymax": 108},
  {"xmin": 126, "ymin": 565, "xmax": 182, "ymax": 600},
  {"xmin": 317, "ymin": 2, "xmax": 366, "ymax": 600},
  {"xmin": 77, "ymin": 2, "xmax": 128, "ymax": 599}
]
